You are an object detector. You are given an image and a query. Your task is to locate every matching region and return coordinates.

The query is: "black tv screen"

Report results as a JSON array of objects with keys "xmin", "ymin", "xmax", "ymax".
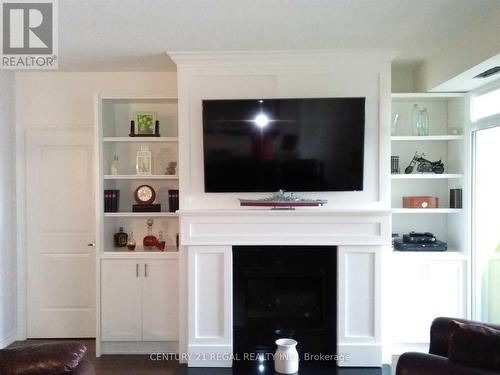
[{"xmin": 202, "ymin": 98, "xmax": 365, "ymax": 192}]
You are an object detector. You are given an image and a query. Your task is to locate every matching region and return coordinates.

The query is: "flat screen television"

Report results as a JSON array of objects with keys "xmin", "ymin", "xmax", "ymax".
[{"xmin": 202, "ymin": 97, "xmax": 365, "ymax": 192}]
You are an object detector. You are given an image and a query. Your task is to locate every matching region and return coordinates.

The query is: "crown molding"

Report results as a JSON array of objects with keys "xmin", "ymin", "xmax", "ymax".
[{"xmin": 166, "ymin": 50, "xmax": 398, "ymax": 68}]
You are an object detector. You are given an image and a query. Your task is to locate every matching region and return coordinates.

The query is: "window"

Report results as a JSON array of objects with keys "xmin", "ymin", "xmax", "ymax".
[{"xmin": 471, "ymin": 87, "xmax": 500, "ymax": 121}]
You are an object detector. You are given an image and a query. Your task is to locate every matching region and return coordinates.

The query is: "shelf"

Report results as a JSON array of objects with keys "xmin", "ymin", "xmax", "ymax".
[
  {"xmin": 391, "ymin": 174, "xmax": 463, "ymax": 180},
  {"xmin": 391, "ymin": 93, "xmax": 465, "ymax": 99},
  {"xmin": 103, "ymin": 137, "xmax": 178, "ymax": 143},
  {"xmin": 392, "ymin": 208, "xmax": 462, "ymax": 214},
  {"xmin": 104, "ymin": 175, "xmax": 178, "ymax": 180},
  {"xmin": 100, "ymin": 248, "xmax": 179, "ymax": 259},
  {"xmin": 391, "ymin": 135, "xmax": 464, "ymax": 141},
  {"xmin": 104, "ymin": 212, "xmax": 178, "ymax": 218}
]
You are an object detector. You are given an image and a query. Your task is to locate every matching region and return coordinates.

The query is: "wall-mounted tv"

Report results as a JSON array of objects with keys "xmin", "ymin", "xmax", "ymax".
[{"xmin": 202, "ymin": 98, "xmax": 365, "ymax": 193}]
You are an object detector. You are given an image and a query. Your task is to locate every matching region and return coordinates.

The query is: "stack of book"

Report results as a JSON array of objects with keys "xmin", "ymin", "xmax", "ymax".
[
  {"xmin": 168, "ymin": 189, "xmax": 179, "ymax": 213},
  {"xmin": 449, "ymin": 189, "xmax": 463, "ymax": 208},
  {"xmin": 104, "ymin": 190, "xmax": 120, "ymax": 212}
]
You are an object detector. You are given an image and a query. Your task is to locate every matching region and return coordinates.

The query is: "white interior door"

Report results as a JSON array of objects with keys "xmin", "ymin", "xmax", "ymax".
[{"xmin": 26, "ymin": 129, "xmax": 96, "ymax": 337}]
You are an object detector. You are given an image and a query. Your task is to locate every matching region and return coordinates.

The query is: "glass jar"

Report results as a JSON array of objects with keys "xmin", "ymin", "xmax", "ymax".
[
  {"xmin": 419, "ymin": 108, "xmax": 429, "ymax": 136},
  {"xmin": 143, "ymin": 219, "xmax": 157, "ymax": 250},
  {"xmin": 156, "ymin": 231, "xmax": 166, "ymax": 251},
  {"xmin": 412, "ymin": 104, "xmax": 420, "ymax": 136},
  {"xmin": 127, "ymin": 231, "xmax": 136, "ymax": 251}
]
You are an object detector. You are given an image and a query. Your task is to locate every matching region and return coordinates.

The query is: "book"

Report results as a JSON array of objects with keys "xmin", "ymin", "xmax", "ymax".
[
  {"xmin": 168, "ymin": 189, "xmax": 179, "ymax": 212},
  {"xmin": 104, "ymin": 190, "xmax": 111, "ymax": 212},
  {"xmin": 449, "ymin": 189, "xmax": 462, "ymax": 209},
  {"xmin": 104, "ymin": 189, "xmax": 120, "ymax": 212}
]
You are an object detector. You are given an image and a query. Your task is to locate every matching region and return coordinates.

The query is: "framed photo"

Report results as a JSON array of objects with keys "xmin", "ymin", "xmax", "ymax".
[{"xmin": 132, "ymin": 111, "xmax": 158, "ymax": 136}]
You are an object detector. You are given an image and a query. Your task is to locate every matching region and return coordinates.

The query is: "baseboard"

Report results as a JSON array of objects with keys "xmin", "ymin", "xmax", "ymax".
[
  {"xmin": 187, "ymin": 345, "xmax": 232, "ymax": 367},
  {"xmin": 337, "ymin": 343, "xmax": 382, "ymax": 367},
  {"xmin": 0, "ymin": 332, "xmax": 17, "ymax": 349},
  {"xmin": 101, "ymin": 341, "xmax": 178, "ymax": 355}
]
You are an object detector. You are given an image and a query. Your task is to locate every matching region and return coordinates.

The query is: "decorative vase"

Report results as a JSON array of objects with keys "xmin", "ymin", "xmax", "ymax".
[
  {"xmin": 143, "ymin": 219, "xmax": 157, "ymax": 250},
  {"xmin": 274, "ymin": 338, "xmax": 299, "ymax": 374}
]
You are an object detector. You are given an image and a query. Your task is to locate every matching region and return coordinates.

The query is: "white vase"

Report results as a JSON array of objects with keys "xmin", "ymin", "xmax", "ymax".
[{"xmin": 274, "ymin": 338, "xmax": 299, "ymax": 374}]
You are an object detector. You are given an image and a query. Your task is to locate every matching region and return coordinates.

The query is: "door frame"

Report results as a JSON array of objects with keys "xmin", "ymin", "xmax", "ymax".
[
  {"xmin": 16, "ymin": 126, "xmax": 95, "ymax": 340},
  {"xmin": 469, "ymin": 80, "xmax": 500, "ymax": 320}
]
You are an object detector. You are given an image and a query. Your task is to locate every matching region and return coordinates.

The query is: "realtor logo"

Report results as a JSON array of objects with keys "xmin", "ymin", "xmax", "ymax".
[{"xmin": 1, "ymin": 0, "xmax": 58, "ymax": 69}]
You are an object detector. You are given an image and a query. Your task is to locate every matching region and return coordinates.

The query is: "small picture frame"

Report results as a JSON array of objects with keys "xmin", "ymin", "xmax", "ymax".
[
  {"xmin": 130, "ymin": 112, "xmax": 159, "ymax": 137},
  {"xmin": 136, "ymin": 146, "xmax": 152, "ymax": 175}
]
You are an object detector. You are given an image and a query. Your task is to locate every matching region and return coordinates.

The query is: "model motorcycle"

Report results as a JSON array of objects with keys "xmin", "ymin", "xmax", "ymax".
[{"xmin": 405, "ymin": 152, "xmax": 444, "ymax": 174}]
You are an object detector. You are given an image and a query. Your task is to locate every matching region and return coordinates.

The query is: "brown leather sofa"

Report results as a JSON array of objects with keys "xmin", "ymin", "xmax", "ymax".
[
  {"xmin": 0, "ymin": 341, "xmax": 95, "ymax": 375},
  {"xmin": 396, "ymin": 317, "xmax": 500, "ymax": 375}
]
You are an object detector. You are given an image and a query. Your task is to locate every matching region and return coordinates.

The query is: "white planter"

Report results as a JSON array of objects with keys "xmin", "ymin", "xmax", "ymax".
[{"xmin": 274, "ymin": 338, "xmax": 299, "ymax": 374}]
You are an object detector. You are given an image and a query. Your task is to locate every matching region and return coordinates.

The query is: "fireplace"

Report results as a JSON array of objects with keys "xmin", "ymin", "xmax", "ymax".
[{"xmin": 233, "ymin": 246, "xmax": 337, "ymax": 365}]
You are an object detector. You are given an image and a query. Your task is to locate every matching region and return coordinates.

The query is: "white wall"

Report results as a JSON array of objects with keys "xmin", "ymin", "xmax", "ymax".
[
  {"xmin": 417, "ymin": 2, "xmax": 500, "ymax": 92},
  {"xmin": 14, "ymin": 72, "xmax": 177, "ymax": 338},
  {"xmin": 0, "ymin": 71, "xmax": 17, "ymax": 348},
  {"xmin": 391, "ymin": 64, "xmax": 418, "ymax": 93}
]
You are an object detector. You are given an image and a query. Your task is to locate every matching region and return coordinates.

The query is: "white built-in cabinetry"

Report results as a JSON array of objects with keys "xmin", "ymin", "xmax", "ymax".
[
  {"xmin": 101, "ymin": 258, "xmax": 179, "ymax": 341},
  {"xmin": 389, "ymin": 93, "xmax": 469, "ymax": 354},
  {"xmin": 95, "ymin": 96, "xmax": 180, "ymax": 355}
]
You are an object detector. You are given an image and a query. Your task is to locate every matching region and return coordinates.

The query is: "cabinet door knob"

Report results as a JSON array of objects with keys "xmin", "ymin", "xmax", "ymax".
[
  {"xmin": 136, "ymin": 263, "xmax": 139, "ymax": 277},
  {"xmin": 144, "ymin": 263, "xmax": 148, "ymax": 277},
  {"xmin": 87, "ymin": 242, "xmax": 96, "ymax": 247}
]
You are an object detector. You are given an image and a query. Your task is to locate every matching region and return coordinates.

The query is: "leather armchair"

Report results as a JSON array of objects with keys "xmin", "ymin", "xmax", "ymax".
[
  {"xmin": 0, "ymin": 341, "xmax": 95, "ymax": 375},
  {"xmin": 396, "ymin": 317, "xmax": 500, "ymax": 375}
]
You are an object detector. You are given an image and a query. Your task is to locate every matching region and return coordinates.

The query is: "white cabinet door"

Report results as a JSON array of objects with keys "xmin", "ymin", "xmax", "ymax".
[
  {"xmin": 391, "ymin": 258, "xmax": 466, "ymax": 343},
  {"xmin": 142, "ymin": 259, "xmax": 179, "ymax": 341},
  {"xmin": 101, "ymin": 260, "xmax": 142, "ymax": 341}
]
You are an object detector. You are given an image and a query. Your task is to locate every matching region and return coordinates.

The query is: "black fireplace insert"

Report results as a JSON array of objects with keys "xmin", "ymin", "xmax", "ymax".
[{"xmin": 233, "ymin": 246, "xmax": 337, "ymax": 365}]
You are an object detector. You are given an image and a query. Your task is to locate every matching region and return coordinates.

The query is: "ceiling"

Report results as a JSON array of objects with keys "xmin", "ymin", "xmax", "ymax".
[{"xmin": 58, "ymin": 0, "xmax": 499, "ymax": 71}]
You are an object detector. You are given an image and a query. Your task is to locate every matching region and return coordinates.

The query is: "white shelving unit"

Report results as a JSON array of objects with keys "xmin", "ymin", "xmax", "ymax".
[
  {"xmin": 95, "ymin": 95, "xmax": 180, "ymax": 356},
  {"xmin": 390, "ymin": 93, "xmax": 467, "ymax": 250},
  {"xmin": 97, "ymin": 96, "xmax": 180, "ymax": 251},
  {"xmin": 388, "ymin": 92, "xmax": 469, "ymax": 356}
]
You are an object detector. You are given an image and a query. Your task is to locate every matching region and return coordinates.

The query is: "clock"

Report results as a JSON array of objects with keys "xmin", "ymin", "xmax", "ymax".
[{"xmin": 134, "ymin": 185, "xmax": 156, "ymax": 205}]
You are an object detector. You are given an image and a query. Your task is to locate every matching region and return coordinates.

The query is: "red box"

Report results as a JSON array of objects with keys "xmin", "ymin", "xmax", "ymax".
[{"xmin": 403, "ymin": 196, "xmax": 439, "ymax": 209}]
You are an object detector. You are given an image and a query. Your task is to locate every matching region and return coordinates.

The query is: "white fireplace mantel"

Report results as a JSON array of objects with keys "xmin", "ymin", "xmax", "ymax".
[
  {"xmin": 180, "ymin": 208, "xmax": 390, "ymax": 367},
  {"xmin": 180, "ymin": 208, "xmax": 391, "ymax": 246}
]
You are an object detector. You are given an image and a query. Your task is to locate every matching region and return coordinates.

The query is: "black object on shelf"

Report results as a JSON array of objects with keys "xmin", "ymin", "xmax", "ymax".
[
  {"xmin": 168, "ymin": 189, "xmax": 179, "ymax": 212},
  {"xmin": 104, "ymin": 189, "xmax": 120, "ymax": 212},
  {"xmin": 405, "ymin": 151, "xmax": 445, "ymax": 174},
  {"xmin": 394, "ymin": 238, "xmax": 447, "ymax": 251},
  {"xmin": 391, "ymin": 156, "xmax": 400, "ymax": 174},
  {"xmin": 132, "ymin": 204, "xmax": 161, "ymax": 212},
  {"xmin": 114, "ymin": 227, "xmax": 128, "ymax": 247},
  {"xmin": 450, "ymin": 189, "xmax": 463, "ymax": 208},
  {"xmin": 128, "ymin": 120, "xmax": 135, "ymax": 137}
]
